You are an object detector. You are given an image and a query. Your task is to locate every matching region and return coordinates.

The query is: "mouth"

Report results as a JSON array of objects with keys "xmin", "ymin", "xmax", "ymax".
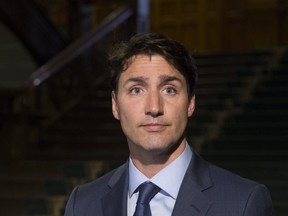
[{"xmin": 140, "ymin": 123, "xmax": 169, "ymax": 132}]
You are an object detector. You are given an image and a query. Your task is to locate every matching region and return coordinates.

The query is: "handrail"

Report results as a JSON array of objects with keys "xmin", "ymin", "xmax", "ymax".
[{"xmin": 26, "ymin": 6, "xmax": 134, "ymax": 87}]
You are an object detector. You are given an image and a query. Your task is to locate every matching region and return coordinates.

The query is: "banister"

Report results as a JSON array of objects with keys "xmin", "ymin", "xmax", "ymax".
[{"xmin": 26, "ymin": 6, "xmax": 134, "ymax": 87}]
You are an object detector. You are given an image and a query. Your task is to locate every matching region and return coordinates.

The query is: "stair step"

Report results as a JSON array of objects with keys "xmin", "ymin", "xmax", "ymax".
[
  {"xmin": 198, "ymin": 66, "xmax": 240, "ymax": 76},
  {"xmin": 0, "ymin": 180, "xmax": 67, "ymax": 199},
  {"xmin": 273, "ymin": 202, "xmax": 288, "ymax": 216},
  {"xmin": 213, "ymin": 139, "xmax": 288, "ymax": 151},
  {"xmin": 232, "ymin": 114, "xmax": 288, "ymax": 122},
  {"xmin": 34, "ymin": 147, "xmax": 129, "ymax": 160},
  {"xmin": 0, "ymin": 198, "xmax": 49, "ymax": 216},
  {"xmin": 202, "ymin": 150, "xmax": 288, "ymax": 162},
  {"xmin": 222, "ymin": 127, "xmax": 288, "ymax": 135},
  {"xmin": 208, "ymin": 163, "xmax": 288, "ymax": 182},
  {"xmin": 0, "ymin": 160, "xmax": 99, "ymax": 181},
  {"xmin": 195, "ymin": 52, "xmax": 271, "ymax": 67},
  {"xmin": 41, "ymin": 133, "xmax": 126, "ymax": 144}
]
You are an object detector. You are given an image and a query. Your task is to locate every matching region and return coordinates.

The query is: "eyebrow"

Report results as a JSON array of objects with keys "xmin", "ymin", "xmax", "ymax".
[
  {"xmin": 158, "ymin": 75, "xmax": 183, "ymax": 84},
  {"xmin": 123, "ymin": 75, "xmax": 183, "ymax": 87},
  {"xmin": 123, "ymin": 76, "xmax": 148, "ymax": 86}
]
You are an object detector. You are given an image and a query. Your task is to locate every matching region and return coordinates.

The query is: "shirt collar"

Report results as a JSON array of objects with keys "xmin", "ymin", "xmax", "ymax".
[{"xmin": 128, "ymin": 143, "xmax": 192, "ymax": 199}]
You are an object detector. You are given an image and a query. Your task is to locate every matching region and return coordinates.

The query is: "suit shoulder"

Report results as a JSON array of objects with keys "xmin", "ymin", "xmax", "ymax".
[
  {"xmin": 64, "ymin": 163, "xmax": 128, "ymax": 215},
  {"xmin": 207, "ymin": 162, "xmax": 270, "ymax": 198},
  {"xmin": 74, "ymin": 163, "xmax": 127, "ymax": 199},
  {"xmin": 204, "ymin": 162, "xmax": 274, "ymax": 214},
  {"xmin": 208, "ymin": 162, "xmax": 258, "ymax": 186}
]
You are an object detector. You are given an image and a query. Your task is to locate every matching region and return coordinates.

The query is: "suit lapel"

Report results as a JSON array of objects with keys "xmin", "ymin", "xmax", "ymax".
[
  {"xmin": 172, "ymin": 150, "xmax": 213, "ymax": 216},
  {"xmin": 101, "ymin": 163, "xmax": 129, "ymax": 216}
]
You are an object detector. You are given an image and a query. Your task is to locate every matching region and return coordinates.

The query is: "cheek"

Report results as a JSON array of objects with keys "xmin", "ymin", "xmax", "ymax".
[
  {"xmin": 118, "ymin": 102, "xmax": 141, "ymax": 124},
  {"xmin": 167, "ymin": 98, "xmax": 189, "ymax": 114},
  {"xmin": 170, "ymin": 103, "xmax": 189, "ymax": 125}
]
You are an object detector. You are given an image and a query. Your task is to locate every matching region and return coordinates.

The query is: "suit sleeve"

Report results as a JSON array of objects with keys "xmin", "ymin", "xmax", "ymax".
[
  {"xmin": 64, "ymin": 186, "xmax": 79, "ymax": 216},
  {"xmin": 243, "ymin": 184, "xmax": 274, "ymax": 216}
]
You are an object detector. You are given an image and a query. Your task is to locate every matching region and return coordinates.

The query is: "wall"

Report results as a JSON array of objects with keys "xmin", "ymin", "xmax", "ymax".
[
  {"xmin": 151, "ymin": 0, "xmax": 288, "ymax": 52},
  {"xmin": 0, "ymin": 23, "xmax": 36, "ymax": 88}
]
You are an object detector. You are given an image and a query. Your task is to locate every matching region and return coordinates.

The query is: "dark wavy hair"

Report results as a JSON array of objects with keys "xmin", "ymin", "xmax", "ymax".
[{"xmin": 108, "ymin": 33, "xmax": 197, "ymax": 99}]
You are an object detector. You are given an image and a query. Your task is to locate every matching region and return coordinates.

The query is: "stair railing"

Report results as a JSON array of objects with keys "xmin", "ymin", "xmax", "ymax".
[{"xmin": 22, "ymin": 5, "xmax": 135, "ymax": 122}]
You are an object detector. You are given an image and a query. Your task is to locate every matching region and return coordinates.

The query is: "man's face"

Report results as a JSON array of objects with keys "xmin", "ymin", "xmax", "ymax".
[{"xmin": 112, "ymin": 55, "xmax": 195, "ymax": 159}]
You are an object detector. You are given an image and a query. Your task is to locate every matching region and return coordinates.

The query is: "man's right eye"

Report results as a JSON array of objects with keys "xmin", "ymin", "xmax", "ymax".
[{"xmin": 130, "ymin": 87, "xmax": 142, "ymax": 95}]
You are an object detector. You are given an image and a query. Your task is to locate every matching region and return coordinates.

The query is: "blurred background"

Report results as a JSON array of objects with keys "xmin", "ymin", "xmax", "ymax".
[{"xmin": 0, "ymin": 0, "xmax": 287, "ymax": 215}]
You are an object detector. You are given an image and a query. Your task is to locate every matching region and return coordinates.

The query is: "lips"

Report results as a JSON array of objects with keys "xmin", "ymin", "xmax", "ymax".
[{"xmin": 141, "ymin": 123, "xmax": 169, "ymax": 132}]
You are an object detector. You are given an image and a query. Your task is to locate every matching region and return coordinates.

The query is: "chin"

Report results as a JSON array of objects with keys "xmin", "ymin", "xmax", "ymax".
[{"xmin": 143, "ymin": 141, "xmax": 180, "ymax": 155}]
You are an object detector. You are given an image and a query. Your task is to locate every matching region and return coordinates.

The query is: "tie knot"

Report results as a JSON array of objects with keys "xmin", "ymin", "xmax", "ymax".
[{"xmin": 137, "ymin": 182, "xmax": 161, "ymax": 205}]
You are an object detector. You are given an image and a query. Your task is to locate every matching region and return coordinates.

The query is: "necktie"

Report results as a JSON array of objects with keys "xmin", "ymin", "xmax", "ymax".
[{"xmin": 133, "ymin": 182, "xmax": 161, "ymax": 216}]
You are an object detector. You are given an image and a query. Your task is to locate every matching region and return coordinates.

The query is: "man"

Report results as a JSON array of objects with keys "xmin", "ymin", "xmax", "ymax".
[{"xmin": 64, "ymin": 33, "xmax": 274, "ymax": 216}]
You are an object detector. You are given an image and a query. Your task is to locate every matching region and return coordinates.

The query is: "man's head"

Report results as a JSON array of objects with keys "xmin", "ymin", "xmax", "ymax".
[
  {"xmin": 108, "ymin": 33, "xmax": 197, "ymax": 166},
  {"xmin": 108, "ymin": 33, "xmax": 197, "ymax": 99}
]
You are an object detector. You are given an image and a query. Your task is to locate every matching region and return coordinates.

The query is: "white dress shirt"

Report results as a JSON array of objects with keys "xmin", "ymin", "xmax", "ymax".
[{"xmin": 127, "ymin": 143, "xmax": 192, "ymax": 216}]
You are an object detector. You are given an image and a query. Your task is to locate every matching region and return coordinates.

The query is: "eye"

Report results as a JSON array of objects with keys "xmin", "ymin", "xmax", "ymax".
[
  {"xmin": 130, "ymin": 87, "xmax": 142, "ymax": 95},
  {"xmin": 164, "ymin": 87, "xmax": 177, "ymax": 95}
]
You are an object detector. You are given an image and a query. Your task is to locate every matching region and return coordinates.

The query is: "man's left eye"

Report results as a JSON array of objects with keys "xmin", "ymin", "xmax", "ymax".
[{"xmin": 164, "ymin": 87, "xmax": 176, "ymax": 95}]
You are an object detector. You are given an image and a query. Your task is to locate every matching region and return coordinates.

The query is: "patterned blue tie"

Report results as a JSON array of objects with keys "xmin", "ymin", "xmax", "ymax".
[{"xmin": 133, "ymin": 182, "xmax": 161, "ymax": 216}]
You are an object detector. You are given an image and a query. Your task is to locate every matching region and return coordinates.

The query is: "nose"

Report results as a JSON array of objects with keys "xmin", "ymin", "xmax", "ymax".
[{"xmin": 145, "ymin": 91, "xmax": 164, "ymax": 117}]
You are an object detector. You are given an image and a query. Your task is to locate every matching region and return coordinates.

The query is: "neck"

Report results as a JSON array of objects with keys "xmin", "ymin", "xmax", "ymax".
[{"xmin": 130, "ymin": 142, "xmax": 186, "ymax": 178}]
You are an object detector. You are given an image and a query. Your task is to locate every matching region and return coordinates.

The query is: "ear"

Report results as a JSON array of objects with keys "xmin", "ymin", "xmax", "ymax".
[
  {"xmin": 111, "ymin": 91, "xmax": 120, "ymax": 120},
  {"xmin": 188, "ymin": 95, "xmax": 195, "ymax": 117}
]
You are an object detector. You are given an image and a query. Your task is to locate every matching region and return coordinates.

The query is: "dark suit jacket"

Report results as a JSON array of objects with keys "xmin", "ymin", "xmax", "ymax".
[{"xmin": 64, "ymin": 150, "xmax": 274, "ymax": 216}]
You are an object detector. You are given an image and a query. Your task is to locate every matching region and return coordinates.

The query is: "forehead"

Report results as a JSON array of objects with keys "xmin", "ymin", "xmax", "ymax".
[{"xmin": 122, "ymin": 54, "xmax": 182, "ymax": 79}]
